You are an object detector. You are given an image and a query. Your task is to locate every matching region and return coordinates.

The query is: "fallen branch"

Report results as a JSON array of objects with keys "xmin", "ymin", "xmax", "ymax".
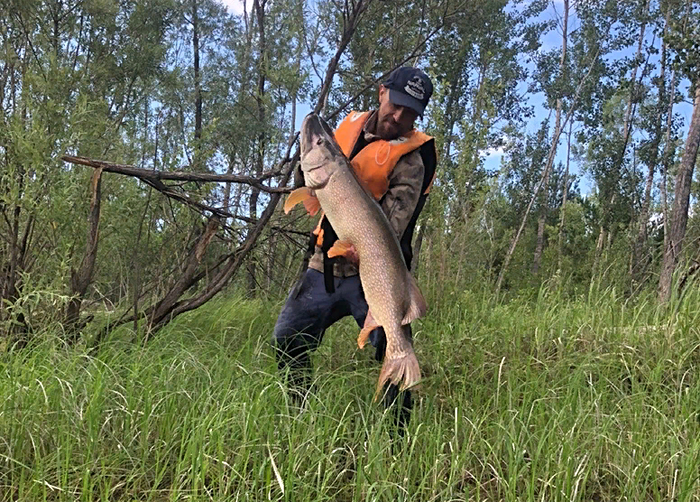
[
  {"xmin": 145, "ymin": 216, "xmax": 221, "ymax": 335},
  {"xmin": 62, "ymin": 155, "xmax": 293, "ymax": 225},
  {"xmin": 62, "ymin": 155, "xmax": 294, "ymax": 194}
]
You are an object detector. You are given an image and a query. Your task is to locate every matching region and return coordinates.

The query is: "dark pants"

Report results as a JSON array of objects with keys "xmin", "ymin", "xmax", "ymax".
[{"xmin": 273, "ymin": 269, "xmax": 412, "ymax": 433}]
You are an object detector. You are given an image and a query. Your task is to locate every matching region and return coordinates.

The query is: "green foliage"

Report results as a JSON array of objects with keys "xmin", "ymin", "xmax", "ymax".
[
  {"xmin": 3, "ymin": 1, "xmax": 700, "ymax": 494},
  {"xmin": 665, "ymin": 1, "xmax": 700, "ymax": 86},
  {"xmin": 2, "ymin": 288, "xmax": 700, "ymax": 499},
  {"xmin": 2, "ymin": 0, "xmax": 700, "ymax": 385}
]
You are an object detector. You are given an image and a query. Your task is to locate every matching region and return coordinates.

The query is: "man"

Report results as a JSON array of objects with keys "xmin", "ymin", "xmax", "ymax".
[{"xmin": 273, "ymin": 67, "xmax": 437, "ymax": 432}]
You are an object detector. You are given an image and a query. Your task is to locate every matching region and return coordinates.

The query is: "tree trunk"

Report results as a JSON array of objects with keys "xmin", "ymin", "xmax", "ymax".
[
  {"xmin": 496, "ymin": 35, "xmax": 602, "ymax": 294},
  {"xmin": 442, "ymin": 75, "xmax": 461, "ymax": 161},
  {"xmin": 1, "ymin": 205, "xmax": 22, "ymax": 324},
  {"xmin": 497, "ymin": 138, "xmax": 552, "ymax": 293},
  {"xmin": 133, "ymin": 108, "xmax": 158, "ymax": 334},
  {"xmin": 247, "ymin": 0, "xmax": 267, "ymax": 297},
  {"xmin": 661, "ymin": 69, "xmax": 676, "ymax": 255},
  {"xmin": 65, "ymin": 168, "xmax": 103, "ymax": 337},
  {"xmin": 192, "ymin": 0, "xmax": 202, "ymax": 171},
  {"xmin": 222, "ymin": 152, "xmax": 237, "ymax": 222},
  {"xmin": 412, "ymin": 222, "xmax": 426, "ymax": 277},
  {"xmin": 595, "ymin": 0, "xmax": 649, "ymax": 262},
  {"xmin": 533, "ymin": 0, "xmax": 568, "ymax": 275},
  {"xmin": 631, "ymin": 21, "xmax": 668, "ymax": 284},
  {"xmin": 660, "ymin": 11, "xmax": 678, "ymax": 256},
  {"xmin": 632, "ymin": 138, "xmax": 657, "ymax": 279},
  {"xmin": 659, "ymin": 83, "xmax": 700, "ymax": 302},
  {"xmin": 557, "ymin": 121, "xmax": 573, "ymax": 273}
]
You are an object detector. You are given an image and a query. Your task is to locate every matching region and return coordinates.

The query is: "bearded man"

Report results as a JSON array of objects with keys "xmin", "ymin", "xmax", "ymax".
[{"xmin": 273, "ymin": 67, "xmax": 437, "ymax": 433}]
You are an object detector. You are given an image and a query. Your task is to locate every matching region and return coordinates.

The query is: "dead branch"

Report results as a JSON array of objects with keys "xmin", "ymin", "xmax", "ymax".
[
  {"xmin": 62, "ymin": 155, "xmax": 294, "ymax": 193},
  {"xmin": 145, "ymin": 216, "xmax": 221, "ymax": 335},
  {"xmin": 62, "ymin": 155, "xmax": 293, "ymax": 225}
]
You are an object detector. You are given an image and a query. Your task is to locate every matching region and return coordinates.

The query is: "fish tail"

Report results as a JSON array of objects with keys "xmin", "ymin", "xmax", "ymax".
[{"xmin": 373, "ymin": 351, "xmax": 421, "ymax": 402}]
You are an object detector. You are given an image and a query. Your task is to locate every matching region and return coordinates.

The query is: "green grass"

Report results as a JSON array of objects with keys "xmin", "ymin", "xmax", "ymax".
[{"xmin": 1, "ymin": 284, "xmax": 700, "ymax": 501}]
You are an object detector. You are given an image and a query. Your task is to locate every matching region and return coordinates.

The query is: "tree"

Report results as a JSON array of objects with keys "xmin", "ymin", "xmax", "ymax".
[
  {"xmin": 0, "ymin": 0, "xmax": 174, "ymax": 336},
  {"xmin": 659, "ymin": 0, "xmax": 700, "ymax": 301},
  {"xmin": 533, "ymin": 0, "xmax": 569, "ymax": 275}
]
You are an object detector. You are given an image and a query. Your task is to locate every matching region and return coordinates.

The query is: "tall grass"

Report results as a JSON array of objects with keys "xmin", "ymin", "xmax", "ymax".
[{"xmin": 1, "ymin": 285, "xmax": 699, "ymax": 501}]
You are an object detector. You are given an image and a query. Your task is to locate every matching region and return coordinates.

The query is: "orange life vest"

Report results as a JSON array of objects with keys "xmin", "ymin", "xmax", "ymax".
[
  {"xmin": 335, "ymin": 111, "xmax": 435, "ymax": 199},
  {"xmin": 313, "ymin": 111, "xmax": 436, "ymax": 247}
]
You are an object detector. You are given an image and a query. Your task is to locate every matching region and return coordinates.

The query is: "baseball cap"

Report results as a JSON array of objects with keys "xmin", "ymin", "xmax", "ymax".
[{"xmin": 382, "ymin": 67, "xmax": 433, "ymax": 118}]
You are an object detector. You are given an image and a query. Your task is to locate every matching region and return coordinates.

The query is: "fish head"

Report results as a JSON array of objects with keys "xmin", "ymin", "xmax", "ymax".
[{"xmin": 300, "ymin": 113, "xmax": 345, "ymax": 189}]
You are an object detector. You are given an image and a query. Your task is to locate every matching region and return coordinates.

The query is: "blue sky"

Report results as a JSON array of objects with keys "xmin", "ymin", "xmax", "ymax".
[
  {"xmin": 220, "ymin": 0, "xmax": 695, "ymax": 197},
  {"xmin": 482, "ymin": 0, "xmax": 695, "ymax": 196}
]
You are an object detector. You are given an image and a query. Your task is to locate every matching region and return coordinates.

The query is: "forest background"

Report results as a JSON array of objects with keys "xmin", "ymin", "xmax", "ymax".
[
  {"xmin": 1, "ymin": 0, "xmax": 700, "ymax": 336},
  {"xmin": 1, "ymin": 0, "xmax": 700, "ymax": 499}
]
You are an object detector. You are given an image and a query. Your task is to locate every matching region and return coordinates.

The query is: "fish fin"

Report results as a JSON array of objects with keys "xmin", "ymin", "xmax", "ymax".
[
  {"xmin": 303, "ymin": 195, "xmax": 321, "ymax": 216},
  {"xmin": 373, "ymin": 350, "xmax": 422, "ymax": 402},
  {"xmin": 357, "ymin": 311, "xmax": 379, "ymax": 349},
  {"xmin": 328, "ymin": 240, "xmax": 358, "ymax": 264},
  {"xmin": 312, "ymin": 225, "xmax": 324, "ymax": 247},
  {"xmin": 284, "ymin": 187, "xmax": 318, "ymax": 214},
  {"xmin": 402, "ymin": 274, "xmax": 428, "ymax": 325},
  {"xmin": 357, "ymin": 327, "xmax": 373, "ymax": 349}
]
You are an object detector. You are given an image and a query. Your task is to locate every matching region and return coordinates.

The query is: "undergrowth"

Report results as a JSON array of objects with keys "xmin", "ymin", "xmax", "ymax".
[{"xmin": 1, "ymin": 283, "xmax": 699, "ymax": 501}]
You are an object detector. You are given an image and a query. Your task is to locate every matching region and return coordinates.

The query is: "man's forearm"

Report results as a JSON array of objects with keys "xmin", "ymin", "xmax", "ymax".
[{"xmin": 381, "ymin": 150, "xmax": 425, "ymax": 238}]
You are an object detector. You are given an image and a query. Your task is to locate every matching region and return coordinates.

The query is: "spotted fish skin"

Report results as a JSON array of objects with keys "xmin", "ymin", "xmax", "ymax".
[{"xmin": 288, "ymin": 113, "xmax": 427, "ymax": 399}]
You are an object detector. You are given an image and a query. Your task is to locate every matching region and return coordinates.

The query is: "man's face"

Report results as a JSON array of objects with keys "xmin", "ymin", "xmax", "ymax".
[{"xmin": 376, "ymin": 85, "xmax": 419, "ymax": 140}]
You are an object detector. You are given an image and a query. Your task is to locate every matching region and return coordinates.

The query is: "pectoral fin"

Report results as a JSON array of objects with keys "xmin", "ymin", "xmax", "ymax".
[
  {"xmin": 358, "ymin": 310, "xmax": 380, "ymax": 349},
  {"xmin": 303, "ymin": 196, "xmax": 321, "ymax": 216},
  {"xmin": 401, "ymin": 274, "xmax": 428, "ymax": 325},
  {"xmin": 327, "ymin": 240, "xmax": 359, "ymax": 264},
  {"xmin": 313, "ymin": 224, "xmax": 324, "ymax": 247},
  {"xmin": 284, "ymin": 187, "xmax": 320, "ymax": 215}
]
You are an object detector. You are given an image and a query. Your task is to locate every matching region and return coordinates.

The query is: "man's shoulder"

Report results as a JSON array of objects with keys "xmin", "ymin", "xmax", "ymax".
[{"xmin": 341, "ymin": 110, "xmax": 372, "ymax": 123}]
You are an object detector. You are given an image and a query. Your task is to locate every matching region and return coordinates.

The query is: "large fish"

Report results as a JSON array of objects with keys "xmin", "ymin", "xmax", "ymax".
[{"xmin": 284, "ymin": 113, "xmax": 427, "ymax": 400}]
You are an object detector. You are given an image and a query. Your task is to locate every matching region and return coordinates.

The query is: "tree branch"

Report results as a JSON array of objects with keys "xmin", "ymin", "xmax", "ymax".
[{"xmin": 61, "ymin": 155, "xmax": 294, "ymax": 193}]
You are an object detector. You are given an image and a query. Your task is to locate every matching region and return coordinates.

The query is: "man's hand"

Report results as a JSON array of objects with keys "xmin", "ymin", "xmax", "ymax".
[{"xmin": 327, "ymin": 240, "xmax": 359, "ymax": 265}]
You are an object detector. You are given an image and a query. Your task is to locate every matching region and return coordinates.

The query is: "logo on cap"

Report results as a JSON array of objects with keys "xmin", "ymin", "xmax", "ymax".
[{"xmin": 404, "ymin": 76, "xmax": 425, "ymax": 100}]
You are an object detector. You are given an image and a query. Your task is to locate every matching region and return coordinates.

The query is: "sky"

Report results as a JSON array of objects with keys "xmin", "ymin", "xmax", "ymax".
[
  {"xmin": 481, "ymin": 0, "xmax": 694, "ymax": 196},
  {"xmin": 220, "ymin": 0, "xmax": 246, "ymax": 15},
  {"xmin": 217, "ymin": 0, "xmax": 696, "ymax": 198}
]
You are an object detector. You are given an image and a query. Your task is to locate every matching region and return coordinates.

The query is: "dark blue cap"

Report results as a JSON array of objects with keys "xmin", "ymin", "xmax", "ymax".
[{"xmin": 383, "ymin": 67, "xmax": 433, "ymax": 117}]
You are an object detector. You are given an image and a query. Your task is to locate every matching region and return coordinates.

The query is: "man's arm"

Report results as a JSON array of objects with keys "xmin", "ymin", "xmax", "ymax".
[{"xmin": 380, "ymin": 149, "xmax": 425, "ymax": 238}]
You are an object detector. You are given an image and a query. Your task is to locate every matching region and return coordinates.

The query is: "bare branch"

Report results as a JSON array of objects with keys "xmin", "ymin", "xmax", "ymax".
[{"xmin": 62, "ymin": 155, "xmax": 294, "ymax": 193}]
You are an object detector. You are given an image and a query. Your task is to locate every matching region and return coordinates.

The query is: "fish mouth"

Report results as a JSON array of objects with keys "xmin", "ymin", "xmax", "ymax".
[
  {"xmin": 305, "ymin": 174, "xmax": 329, "ymax": 190},
  {"xmin": 301, "ymin": 113, "xmax": 341, "ymax": 158}
]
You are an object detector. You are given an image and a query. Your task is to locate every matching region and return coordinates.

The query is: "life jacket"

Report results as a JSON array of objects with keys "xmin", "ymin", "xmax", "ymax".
[
  {"xmin": 335, "ymin": 111, "xmax": 436, "ymax": 199},
  {"xmin": 311, "ymin": 111, "xmax": 438, "ymax": 292}
]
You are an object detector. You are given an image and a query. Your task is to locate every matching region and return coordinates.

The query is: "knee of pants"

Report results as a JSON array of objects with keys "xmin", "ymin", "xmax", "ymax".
[
  {"xmin": 370, "ymin": 325, "xmax": 412, "ymax": 346},
  {"xmin": 272, "ymin": 323, "xmax": 319, "ymax": 354}
]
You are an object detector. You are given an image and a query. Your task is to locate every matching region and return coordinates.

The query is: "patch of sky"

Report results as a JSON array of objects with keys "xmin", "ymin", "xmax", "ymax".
[
  {"xmin": 220, "ymin": 0, "xmax": 248, "ymax": 15},
  {"xmin": 216, "ymin": 0, "xmax": 695, "ymax": 200}
]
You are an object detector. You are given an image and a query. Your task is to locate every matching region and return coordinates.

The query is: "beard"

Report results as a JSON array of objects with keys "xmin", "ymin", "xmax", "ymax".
[{"xmin": 377, "ymin": 118, "xmax": 401, "ymax": 140}]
